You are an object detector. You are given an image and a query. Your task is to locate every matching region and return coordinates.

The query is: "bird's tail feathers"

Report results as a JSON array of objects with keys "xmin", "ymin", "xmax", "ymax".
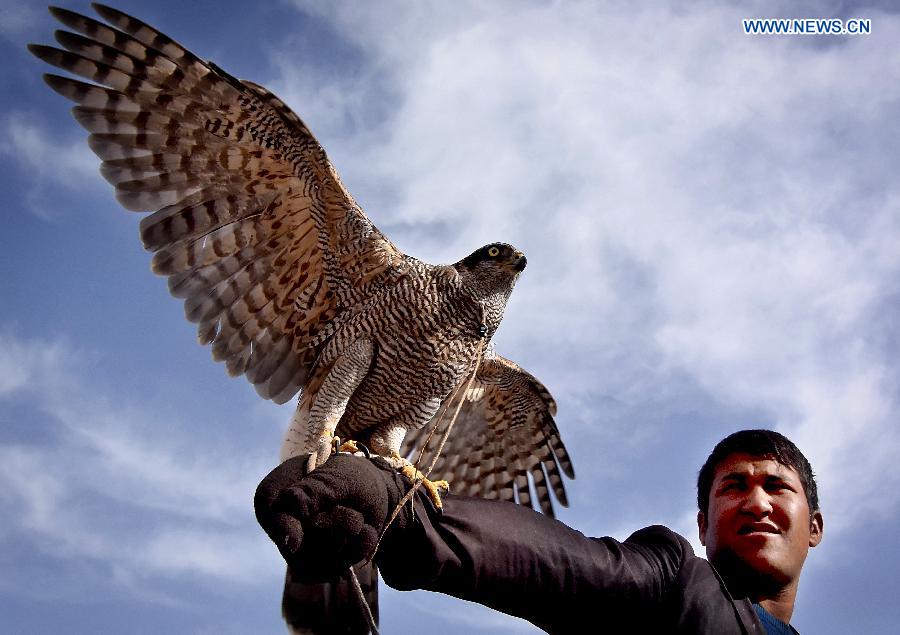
[{"xmin": 283, "ymin": 561, "xmax": 379, "ymax": 635}]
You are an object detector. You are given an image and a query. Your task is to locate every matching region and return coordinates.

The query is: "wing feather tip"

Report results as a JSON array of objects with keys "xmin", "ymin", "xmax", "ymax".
[
  {"xmin": 91, "ymin": 3, "xmax": 120, "ymax": 21},
  {"xmin": 48, "ymin": 6, "xmax": 83, "ymax": 26},
  {"xmin": 27, "ymin": 43, "xmax": 54, "ymax": 63}
]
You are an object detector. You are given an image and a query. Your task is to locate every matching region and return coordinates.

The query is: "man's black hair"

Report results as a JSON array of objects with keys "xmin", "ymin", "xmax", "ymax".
[{"xmin": 697, "ymin": 429, "xmax": 819, "ymax": 515}]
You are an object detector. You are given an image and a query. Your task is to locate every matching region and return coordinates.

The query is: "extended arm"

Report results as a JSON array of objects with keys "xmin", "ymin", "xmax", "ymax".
[{"xmin": 255, "ymin": 454, "xmax": 687, "ymax": 633}]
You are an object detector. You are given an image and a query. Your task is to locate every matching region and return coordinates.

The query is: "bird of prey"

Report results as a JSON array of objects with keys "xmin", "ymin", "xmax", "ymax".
[{"xmin": 30, "ymin": 4, "xmax": 575, "ymax": 633}]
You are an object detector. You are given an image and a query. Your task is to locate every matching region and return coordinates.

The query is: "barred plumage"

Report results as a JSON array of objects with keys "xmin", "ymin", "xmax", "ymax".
[
  {"xmin": 32, "ymin": 5, "xmax": 575, "ymax": 634},
  {"xmin": 402, "ymin": 354, "xmax": 575, "ymax": 517}
]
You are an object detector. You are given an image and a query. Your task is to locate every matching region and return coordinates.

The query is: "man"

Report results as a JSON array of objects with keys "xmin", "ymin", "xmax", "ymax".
[
  {"xmin": 256, "ymin": 429, "xmax": 823, "ymax": 633},
  {"xmin": 696, "ymin": 431, "xmax": 823, "ymax": 633}
]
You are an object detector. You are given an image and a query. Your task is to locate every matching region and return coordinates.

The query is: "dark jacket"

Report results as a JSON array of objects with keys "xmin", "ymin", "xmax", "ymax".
[
  {"xmin": 377, "ymin": 490, "xmax": 767, "ymax": 634},
  {"xmin": 255, "ymin": 454, "xmax": 769, "ymax": 634}
]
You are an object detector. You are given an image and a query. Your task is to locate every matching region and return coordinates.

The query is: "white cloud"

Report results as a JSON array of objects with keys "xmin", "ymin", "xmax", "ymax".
[
  {"xmin": 0, "ymin": 0, "xmax": 40, "ymax": 41},
  {"xmin": 0, "ymin": 330, "xmax": 69, "ymax": 396},
  {"xmin": 0, "ymin": 446, "xmax": 66, "ymax": 537},
  {"xmin": 393, "ymin": 588, "xmax": 542, "ymax": 633},
  {"xmin": 1, "ymin": 113, "xmax": 101, "ymax": 217},
  {"xmin": 0, "ymin": 331, "xmax": 282, "ymax": 599},
  {"xmin": 273, "ymin": 1, "xmax": 900, "ymax": 538},
  {"xmin": 138, "ymin": 527, "xmax": 274, "ymax": 581},
  {"xmin": 2, "ymin": 114, "xmax": 97, "ymax": 183}
]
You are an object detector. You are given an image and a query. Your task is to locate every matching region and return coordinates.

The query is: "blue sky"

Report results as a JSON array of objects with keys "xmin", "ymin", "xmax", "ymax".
[{"xmin": 2, "ymin": 0, "xmax": 899, "ymax": 633}]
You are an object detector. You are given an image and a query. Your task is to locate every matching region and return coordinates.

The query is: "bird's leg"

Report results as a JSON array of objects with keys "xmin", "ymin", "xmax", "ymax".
[
  {"xmin": 382, "ymin": 451, "xmax": 450, "ymax": 509},
  {"xmin": 289, "ymin": 339, "xmax": 378, "ymax": 635},
  {"xmin": 365, "ymin": 401, "xmax": 452, "ymax": 509},
  {"xmin": 299, "ymin": 339, "xmax": 374, "ymax": 472},
  {"xmin": 305, "ymin": 432, "xmax": 335, "ymax": 473}
]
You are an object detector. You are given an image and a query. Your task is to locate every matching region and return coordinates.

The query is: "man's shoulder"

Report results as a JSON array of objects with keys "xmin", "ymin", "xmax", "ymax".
[
  {"xmin": 589, "ymin": 525, "xmax": 706, "ymax": 595},
  {"xmin": 624, "ymin": 525, "xmax": 696, "ymax": 558},
  {"xmin": 623, "ymin": 526, "xmax": 762, "ymax": 633}
]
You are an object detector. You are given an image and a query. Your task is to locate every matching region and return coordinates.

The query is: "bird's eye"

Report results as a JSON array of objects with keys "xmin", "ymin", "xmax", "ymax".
[{"xmin": 487, "ymin": 246, "xmax": 500, "ymax": 257}]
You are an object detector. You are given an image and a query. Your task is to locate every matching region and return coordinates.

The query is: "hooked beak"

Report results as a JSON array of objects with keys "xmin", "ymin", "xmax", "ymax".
[{"xmin": 513, "ymin": 252, "xmax": 527, "ymax": 272}]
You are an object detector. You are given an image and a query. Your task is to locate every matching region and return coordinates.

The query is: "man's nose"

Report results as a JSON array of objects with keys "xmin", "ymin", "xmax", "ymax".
[{"xmin": 741, "ymin": 486, "xmax": 773, "ymax": 517}]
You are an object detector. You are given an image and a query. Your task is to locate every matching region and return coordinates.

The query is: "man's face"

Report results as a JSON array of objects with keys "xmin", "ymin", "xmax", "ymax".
[{"xmin": 697, "ymin": 453, "xmax": 823, "ymax": 591}]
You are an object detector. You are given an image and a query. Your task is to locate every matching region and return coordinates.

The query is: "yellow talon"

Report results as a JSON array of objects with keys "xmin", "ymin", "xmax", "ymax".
[
  {"xmin": 338, "ymin": 439, "xmax": 360, "ymax": 454},
  {"xmin": 399, "ymin": 463, "xmax": 450, "ymax": 509}
]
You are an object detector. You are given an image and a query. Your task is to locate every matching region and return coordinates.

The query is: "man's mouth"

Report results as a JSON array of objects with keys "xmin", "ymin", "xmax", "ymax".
[{"xmin": 737, "ymin": 523, "xmax": 780, "ymax": 536}]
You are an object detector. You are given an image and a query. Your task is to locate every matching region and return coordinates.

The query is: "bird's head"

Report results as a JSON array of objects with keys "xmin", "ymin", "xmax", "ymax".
[
  {"xmin": 454, "ymin": 242, "xmax": 527, "ymax": 302},
  {"xmin": 457, "ymin": 242, "xmax": 526, "ymax": 275}
]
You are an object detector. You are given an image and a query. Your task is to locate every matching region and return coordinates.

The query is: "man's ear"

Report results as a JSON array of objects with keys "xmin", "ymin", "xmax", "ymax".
[
  {"xmin": 808, "ymin": 510, "xmax": 824, "ymax": 547},
  {"xmin": 697, "ymin": 510, "xmax": 707, "ymax": 546}
]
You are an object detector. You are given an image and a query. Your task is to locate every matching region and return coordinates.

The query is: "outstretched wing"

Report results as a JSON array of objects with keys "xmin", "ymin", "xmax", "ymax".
[
  {"xmin": 401, "ymin": 354, "xmax": 575, "ymax": 517},
  {"xmin": 30, "ymin": 4, "xmax": 408, "ymax": 404}
]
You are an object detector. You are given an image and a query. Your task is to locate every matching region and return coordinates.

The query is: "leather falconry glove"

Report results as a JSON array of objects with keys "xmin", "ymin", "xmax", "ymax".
[{"xmin": 255, "ymin": 453, "xmax": 412, "ymax": 583}]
